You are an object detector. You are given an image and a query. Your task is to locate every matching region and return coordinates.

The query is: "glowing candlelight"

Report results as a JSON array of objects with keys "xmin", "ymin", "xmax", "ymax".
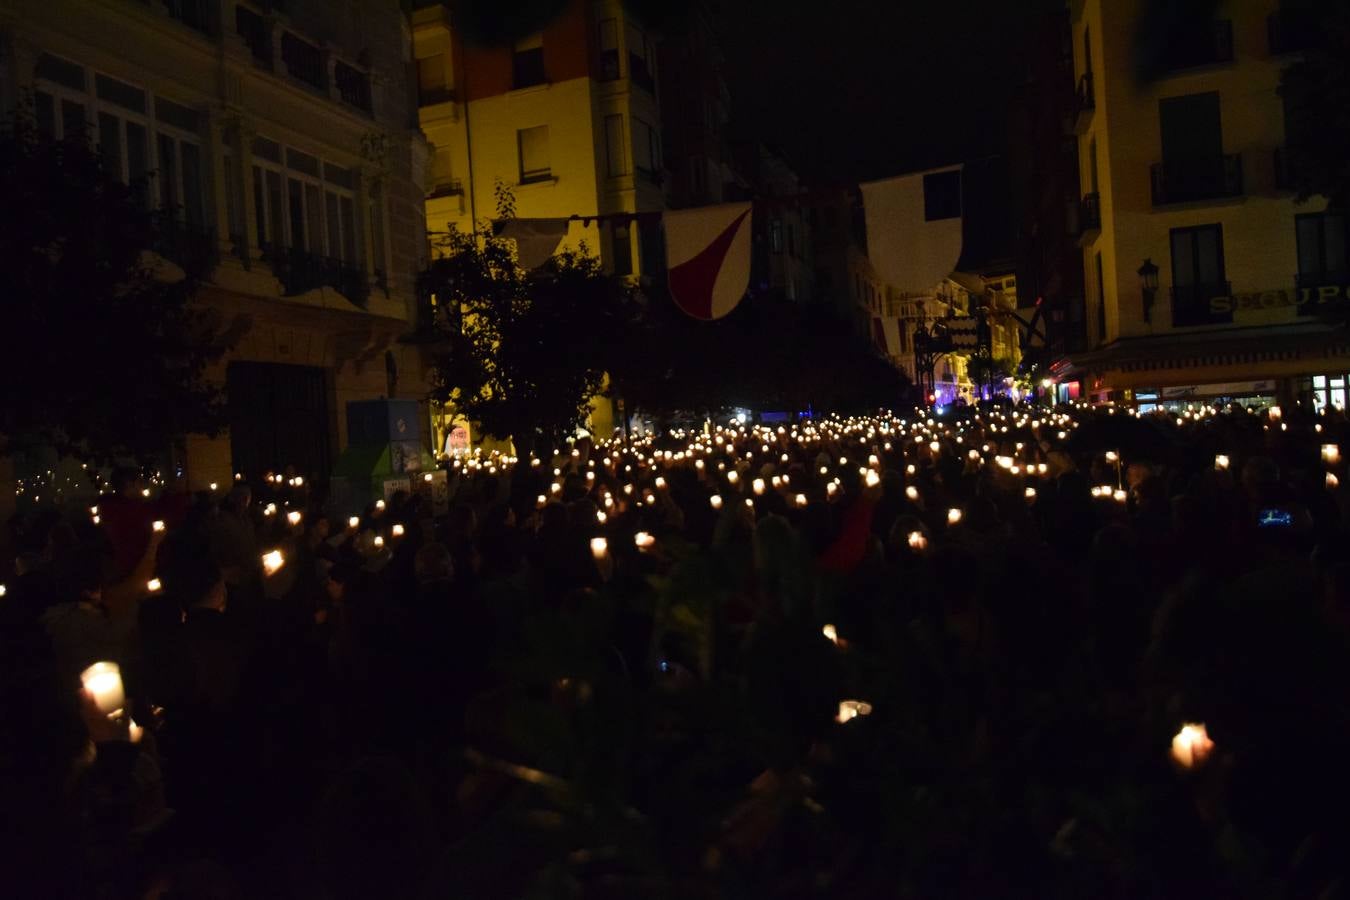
[
  {"xmin": 264, "ymin": 503, "xmax": 277, "ymax": 516},
  {"xmin": 152, "ymin": 520, "xmax": 165, "ymax": 533},
  {"xmin": 710, "ymin": 494, "xmax": 723, "ymax": 510},
  {"xmin": 391, "ymin": 523, "xmax": 405, "ymax": 538},
  {"xmin": 286, "ymin": 510, "xmax": 302, "ymax": 526},
  {"xmin": 537, "ymin": 494, "xmax": 547, "ymax": 508},
  {"xmin": 1170, "ymin": 722, "xmax": 1215, "ymax": 769},
  {"xmin": 90, "ymin": 505, "xmax": 98, "ymax": 516},
  {"xmin": 907, "ymin": 531, "xmax": 928, "ymax": 550},
  {"xmin": 348, "ymin": 516, "xmax": 360, "ymax": 529},
  {"xmin": 865, "ymin": 470, "xmax": 880, "ymax": 488},
  {"xmin": 752, "ymin": 478, "xmax": 766, "ymax": 495},
  {"xmin": 1104, "ymin": 450, "xmax": 1119, "ymax": 463},
  {"xmin": 1328, "ymin": 473, "xmax": 1340, "ymax": 489},
  {"xmin": 946, "ymin": 507, "xmax": 963, "ymax": 525},
  {"xmin": 262, "ymin": 549, "xmax": 285, "ymax": 576},
  {"xmin": 727, "ymin": 471, "xmax": 739, "ymax": 485},
  {"xmin": 822, "ymin": 623, "xmax": 840, "ymax": 645},
  {"xmin": 141, "ymin": 488, "xmax": 151, "ymax": 498},
  {"xmin": 1214, "ymin": 454, "xmax": 1230, "ymax": 471},
  {"xmin": 81, "ymin": 662, "xmax": 125, "ymax": 717},
  {"xmin": 1323, "ymin": 444, "xmax": 1341, "ymax": 465},
  {"xmin": 424, "ymin": 472, "xmax": 434, "ymax": 483},
  {"xmin": 597, "ymin": 510, "xmax": 607, "ymax": 523},
  {"xmin": 92, "ymin": 515, "xmax": 100, "ymax": 525},
  {"xmin": 550, "ymin": 482, "xmax": 562, "ymax": 494},
  {"xmin": 826, "ymin": 483, "xmax": 838, "ymax": 498},
  {"xmin": 634, "ymin": 531, "xmax": 655, "ymax": 551},
  {"xmin": 373, "ymin": 535, "xmax": 385, "ymax": 549},
  {"xmin": 146, "ymin": 577, "xmax": 162, "ymax": 593},
  {"xmin": 1268, "ymin": 405, "xmax": 1282, "ymax": 421},
  {"xmin": 655, "ymin": 476, "xmax": 667, "ymax": 489},
  {"xmin": 590, "ymin": 537, "xmax": 608, "ymax": 559},
  {"xmin": 375, "ymin": 499, "xmax": 386, "ymax": 511},
  {"xmin": 835, "ymin": 700, "xmax": 873, "ymax": 723},
  {"xmin": 1025, "ymin": 487, "xmax": 1037, "ymax": 499},
  {"xmin": 905, "ymin": 486, "xmax": 919, "ymax": 501},
  {"xmin": 209, "ymin": 482, "xmax": 218, "ymax": 491},
  {"xmin": 1113, "ymin": 489, "xmax": 1128, "ymax": 503},
  {"xmin": 795, "ymin": 493, "xmax": 808, "ymax": 507}
]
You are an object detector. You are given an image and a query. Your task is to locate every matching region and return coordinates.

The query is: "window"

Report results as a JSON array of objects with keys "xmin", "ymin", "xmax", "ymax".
[
  {"xmin": 1169, "ymin": 224, "xmax": 1229, "ymax": 326},
  {"xmin": 1296, "ymin": 213, "xmax": 1348, "ymax": 287},
  {"xmin": 598, "ymin": 19, "xmax": 620, "ymax": 80},
  {"xmin": 633, "ymin": 119, "xmax": 659, "ymax": 178},
  {"xmin": 612, "ymin": 222, "xmax": 633, "ymax": 276},
  {"xmin": 236, "ymin": 5, "xmax": 271, "ymax": 67},
  {"xmin": 33, "ymin": 53, "xmax": 87, "ymax": 142},
  {"xmin": 1095, "ymin": 252, "xmax": 1106, "ymax": 341},
  {"xmin": 517, "ymin": 125, "xmax": 551, "ymax": 183},
  {"xmin": 417, "ymin": 53, "xmax": 450, "ymax": 105},
  {"xmin": 923, "ymin": 170, "xmax": 961, "ymax": 221},
  {"xmin": 1154, "ymin": 92, "xmax": 1240, "ymax": 204},
  {"xmin": 281, "ymin": 32, "xmax": 324, "ymax": 91},
  {"xmin": 605, "ymin": 114, "xmax": 627, "ymax": 176},
  {"xmin": 251, "ymin": 136, "xmax": 360, "ymax": 266},
  {"xmin": 156, "ymin": 97, "xmax": 204, "ymax": 227},
  {"xmin": 512, "ymin": 33, "xmax": 546, "ymax": 89},
  {"xmin": 334, "ymin": 61, "xmax": 371, "ymax": 113},
  {"xmin": 627, "ymin": 24, "xmax": 655, "ymax": 93}
]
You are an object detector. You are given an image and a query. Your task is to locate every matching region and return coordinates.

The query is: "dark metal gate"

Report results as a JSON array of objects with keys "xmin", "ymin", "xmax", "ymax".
[{"xmin": 226, "ymin": 361, "xmax": 332, "ymax": 480}]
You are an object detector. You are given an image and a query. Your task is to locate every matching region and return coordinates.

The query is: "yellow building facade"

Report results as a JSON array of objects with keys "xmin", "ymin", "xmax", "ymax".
[
  {"xmin": 412, "ymin": 0, "xmax": 666, "ymax": 447},
  {"xmin": 0, "ymin": 0, "xmax": 433, "ymax": 486},
  {"xmin": 1066, "ymin": 0, "xmax": 1348, "ymax": 409}
]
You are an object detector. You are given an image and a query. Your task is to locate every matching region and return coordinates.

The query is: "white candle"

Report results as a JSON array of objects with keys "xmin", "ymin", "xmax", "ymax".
[
  {"xmin": 391, "ymin": 523, "xmax": 405, "ymax": 537},
  {"xmin": 946, "ymin": 508, "xmax": 963, "ymax": 525},
  {"xmin": 375, "ymin": 499, "xmax": 386, "ymax": 511},
  {"xmin": 795, "ymin": 493, "xmax": 808, "ymax": 507},
  {"xmin": 81, "ymin": 662, "xmax": 125, "ymax": 717},
  {"xmin": 152, "ymin": 520, "xmax": 165, "ymax": 533},
  {"xmin": 1025, "ymin": 487, "xmax": 1037, "ymax": 499},
  {"xmin": 286, "ymin": 510, "xmax": 302, "ymax": 526},
  {"xmin": 907, "ymin": 531, "xmax": 928, "ymax": 550},
  {"xmin": 634, "ymin": 531, "xmax": 655, "ymax": 551},
  {"xmin": 348, "ymin": 516, "xmax": 360, "ymax": 529},
  {"xmin": 835, "ymin": 700, "xmax": 873, "ymax": 723},
  {"xmin": 1214, "ymin": 454, "xmax": 1230, "ymax": 471},
  {"xmin": 373, "ymin": 535, "xmax": 385, "ymax": 549},
  {"xmin": 1323, "ymin": 444, "xmax": 1341, "ymax": 465},
  {"xmin": 821, "ymin": 623, "xmax": 839, "ymax": 645},
  {"xmin": 752, "ymin": 478, "xmax": 765, "ymax": 495},
  {"xmin": 1170, "ymin": 722, "xmax": 1214, "ymax": 769},
  {"xmin": 590, "ymin": 537, "xmax": 608, "ymax": 559},
  {"xmin": 709, "ymin": 494, "xmax": 723, "ymax": 510},
  {"xmin": 262, "ymin": 549, "xmax": 285, "ymax": 576},
  {"xmin": 905, "ymin": 486, "xmax": 919, "ymax": 501},
  {"xmin": 865, "ymin": 470, "xmax": 880, "ymax": 488}
]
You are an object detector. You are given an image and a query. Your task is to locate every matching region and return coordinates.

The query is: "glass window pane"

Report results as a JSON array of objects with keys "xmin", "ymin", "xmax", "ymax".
[
  {"xmin": 98, "ymin": 113, "xmax": 123, "ymax": 180},
  {"xmin": 306, "ymin": 183, "xmax": 323, "ymax": 255},
  {"xmin": 288, "ymin": 178, "xmax": 306, "ymax": 250},
  {"xmin": 1196, "ymin": 227, "xmax": 1221, "ymax": 283},
  {"xmin": 96, "ymin": 74, "xmax": 147, "ymax": 114},
  {"xmin": 35, "ymin": 91, "xmax": 56, "ymax": 141},
  {"xmin": 518, "ymin": 125, "xmax": 549, "ymax": 181},
  {"xmin": 126, "ymin": 121, "xmax": 149, "ymax": 206},
  {"xmin": 157, "ymin": 133, "xmax": 178, "ymax": 211},
  {"xmin": 326, "ymin": 191, "xmax": 341, "ymax": 260},
  {"xmin": 1171, "ymin": 230, "xmax": 1195, "ymax": 284},
  {"xmin": 181, "ymin": 141, "xmax": 203, "ymax": 227},
  {"xmin": 340, "ymin": 196, "xmax": 356, "ymax": 264},
  {"xmin": 267, "ymin": 170, "xmax": 285, "ymax": 249},
  {"xmin": 61, "ymin": 100, "xmax": 86, "ymax": 141}
]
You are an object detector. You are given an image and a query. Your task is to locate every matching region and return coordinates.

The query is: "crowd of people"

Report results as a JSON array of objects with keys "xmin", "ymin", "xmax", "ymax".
[{"xmin": 3, "ymin": 401, "xmax": 1349, "ymax": 898}]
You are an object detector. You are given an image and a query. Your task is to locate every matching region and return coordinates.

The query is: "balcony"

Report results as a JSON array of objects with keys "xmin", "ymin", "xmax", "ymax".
[
  {"xmin": 1268, "ymin": 9, "xmax": 1317, "ymax": 55},
  {"xmin": 151, "ymin": 211, "xmax": 217, "ymax": 279},
  {"xmin": 599, "ymin": 48, "xmax": 621, "ymax": 81},
  {"xmin": 162, "ymin": 0, "xmax": 212, "ymax": 36},
  {"xmin": 629, "ymin": 53, "xmax": 656, "ymax": 95},
  {"xmin": 1171, "ymin": 281, "xmax": 1233, "ymax": 327},
  {"xmin": 281, "ymin": 31, "xmax": 325, "ymax": 92},
  {"xmin": 1150, "ymin": 154, "xmax": 1243, "ymax": 206},
  {"xmin": 334, "ymin": 61, "xmax": 372, "ymax": 113},
  {"xmin": 1158, "ymin": 20, "xmax": 1234, "ymax": 73},
  {"xmin": 264, "ymin": 245, "xmax": 368, "ymax": 307},
  {"xmin": 1077, "ymin": 192, "xmax": 1101, "ymax": 242},
  {"xmin": 235, "ymin": 5, "xmax": 272, "ymax": 68},
  {"xmin": 1071, "ymin": 72, "xmax": 1095, "ymax": 134}
]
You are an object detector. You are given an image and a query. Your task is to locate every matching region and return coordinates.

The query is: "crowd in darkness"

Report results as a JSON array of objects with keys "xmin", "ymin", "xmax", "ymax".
[{"xmin": 3, "ymin": 403, "xmax": 1350, "ymax": 899}]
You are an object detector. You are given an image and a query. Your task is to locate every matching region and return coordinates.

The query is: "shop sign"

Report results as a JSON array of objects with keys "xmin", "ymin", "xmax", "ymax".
[{"xmin": 1210, "ymin": 284, "xmax": 1350, "ymax": 314}]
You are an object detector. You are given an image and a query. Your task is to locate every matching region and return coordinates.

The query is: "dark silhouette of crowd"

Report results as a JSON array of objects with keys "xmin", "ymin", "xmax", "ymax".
[{"xmin": 3, "ymin": 402, "xmax": 1349, "ymax": 899}]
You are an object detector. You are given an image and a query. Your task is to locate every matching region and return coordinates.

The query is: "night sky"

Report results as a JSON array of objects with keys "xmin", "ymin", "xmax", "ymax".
[{"xmin": 718, "ymin": 0, "xmax": 1065, "ymax": 182}]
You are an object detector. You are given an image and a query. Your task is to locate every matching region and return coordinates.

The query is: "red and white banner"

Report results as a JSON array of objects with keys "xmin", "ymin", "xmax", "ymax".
[{"xmin": 664, "ymin": 201, "xmax": 753, "ymax": 320}]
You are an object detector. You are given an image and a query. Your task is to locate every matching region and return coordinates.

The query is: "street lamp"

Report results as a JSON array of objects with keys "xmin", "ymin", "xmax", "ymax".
[{"xmin": 1138, "ymin": 258, "xmax": 1159, "ymax": 324}]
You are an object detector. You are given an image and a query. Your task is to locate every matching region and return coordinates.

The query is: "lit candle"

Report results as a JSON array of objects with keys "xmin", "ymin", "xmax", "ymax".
[
  {"xmin": 90, "ymin": 505, "xmax": 98, "ymax": 516},
  {"xmin": 1170, "ymin": 722, "xmax": 1215, "ymax": 769},
  {"xmin": 752, "ymin": 478, "xmax": 765, "ymax": 496},
  {"xmin": 1323, "ymin": 444, "xmax": 1341, "ymax": 465},
  {"xmin": 391, "ymin": 523, "xmax": 405, "ymax": 538},
  {"xmin": 727, "ymin": 471, "xmax": 739, "ymax": 485},
  {"xmin": 655, "ymin": 476, "xmax": 667, "ymax": 489},
  {"xmin": 152, "ymin": 520, "xmax": 165, "ymax": 533},
  {"xmin": 1214, "ymin": 454, "xmax": 1230, "ymax": 471},
  {"xmin": 1328, "ymin": 472, "xmax": 1340, "ymax": 489},
  {"xmin": 1113, "ymin": 489, "xmax": 1128, "ymax": 503},
  {"xmin": 209, "ymin": 482, "xmax": 218, "ymax": 491},
  {"xmin": 348, "ymin": 516, "xmax": 360, "ymax": 529},
  {"xmin": 375, "ymin": 499, "xmax": 386, "ymax": 511},
  {"xmin": 826, "ymin": 483, "xmax": 838, "ymax": 498},
  {"xmin": 141, "ymin": 488, "xmax": 151, "ymax": 498},
  {"xmin": 946, "ymin": 507, "xmax": 963, "ymax": 525},
  {"xmin": 709, "ymin": 494, "xmax": 723, "ymax": 510},
  {"xmin": 821, "ymin": 623, "xmax": 840, "ymax": 645},
  {"xmin": 1025, "ymin": 487, "xmax": 1037, "ymax": 499},
  {"xmin": 1104, "ymin": 450, "xmax": 1119, "ymax": 463},
  {"xmin": 865, "ymin": 470, "xmax": 881, "ymax": 488},
  {"xmin": 795, "ymin": 493, "xmax": 808, "ymax": 507},
  {"xmin": 905, "ymin": 486, "xmax": 919, "ymax": 501},
  {"xmin": 262, "ymin": 549, "xmax": 285, "ymax": 575},
  {"xmin": 373, "ymin": 535, "xmax": 385, "ymax": 549},
  {"xmin": 590, "ymin": 537, "xmax": 608, "ymax": 559},
  {"xmin": 907, "ymin": 531, "xmax": 928, "ymax": 550},
  {"xmin": 835, "ymin": 700, "xmax": 873, "ymax": 724},
  {"xmin": 146, "ymin": 577, "xmax": 162, "ymax": 593},
  {"xmin": 597, "ymin": 510, "xmax": 607, "ymax": 523},
  {"xmin": 81, "ymin": 662, "xmax": 125, "ymax": 717},
  {"xmin": 634, "ymin": 531, "xmax": 655, "ymax": 551},
  {"xmin": 423, "ymin": 472, "xmax": 434, "ymax": 483},
  {"xmin": 264, "ymin": 503, "xmax": 277, "ymax": 516},
  {"xmin": 1268, "ymin": 405, "xmax": 1282, "ymax": 421},
  {"xmin": 286, "ymin": 510, "xmax": 302, "ymax": 526},
  {"xmin": 537, "ymin": 494, "xmax": 547, "ymax": 508}
]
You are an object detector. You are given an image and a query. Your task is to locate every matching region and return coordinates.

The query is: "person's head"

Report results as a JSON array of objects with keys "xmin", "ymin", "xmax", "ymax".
[{"xmin": 414, "ymin": 542, "xmax": 454, "ymax": 585}]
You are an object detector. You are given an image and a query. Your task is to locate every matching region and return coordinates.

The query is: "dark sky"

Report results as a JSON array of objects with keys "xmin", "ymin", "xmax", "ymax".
[{"xmin": 717, "ymin": 0, "xmax": 1064, "ymax": 182}]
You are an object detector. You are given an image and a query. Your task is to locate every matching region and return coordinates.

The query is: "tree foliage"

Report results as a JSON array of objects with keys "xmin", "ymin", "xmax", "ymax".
[
  {"xmin": 421, "ymin": 212, "xmax": 639, "ymax": 452},
  {"xmin": 0, "ymin": 110, "xmax": 227, "ymax": 463}
]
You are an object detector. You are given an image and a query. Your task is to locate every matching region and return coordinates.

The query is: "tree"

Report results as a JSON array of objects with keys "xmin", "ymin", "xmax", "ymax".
[
  {"xmin": 421, "ymin": 208, "xmax": 638, "ymax": 454},
  {"xmin": 0, "ymin": 109, "xmax": 227, "ymax": 464},
  {"xmin": 1277, "ymin": 0, "xmax": 1350, "ymax": 208}
]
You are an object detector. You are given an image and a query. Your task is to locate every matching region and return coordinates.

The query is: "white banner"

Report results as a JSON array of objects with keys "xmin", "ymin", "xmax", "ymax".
[{"xmin": 859, "ymin": 166, "xmax": 963, "ymax": 295}]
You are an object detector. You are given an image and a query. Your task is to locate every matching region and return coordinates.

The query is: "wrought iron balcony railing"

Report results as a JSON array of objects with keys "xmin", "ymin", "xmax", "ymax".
[{"xmin": 1150, "ymin": 154, "xmax": 1243, "ymax": 205}]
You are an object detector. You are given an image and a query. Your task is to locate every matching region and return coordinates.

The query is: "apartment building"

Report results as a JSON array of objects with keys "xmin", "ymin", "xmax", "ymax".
[
  {"xmin": 0, "ymin": 0, "xmax": 431, "ymax": 485},
  {"xmin": 1065, "ymin": 0, "xmax": 1347, "ymax": 410}
]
